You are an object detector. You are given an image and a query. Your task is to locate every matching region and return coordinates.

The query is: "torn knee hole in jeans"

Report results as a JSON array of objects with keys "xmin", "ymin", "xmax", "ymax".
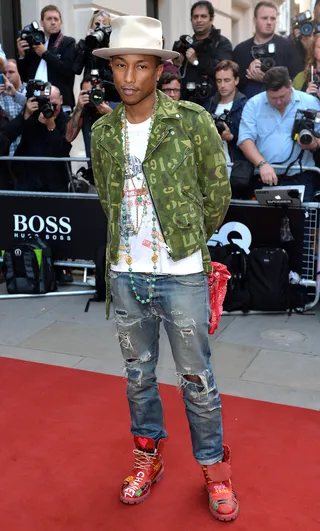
[
  {"xmin": 177, "ymin": 370, "xmax": 211, "ymax": 396},
  {"xmin": 123, "ymin": 351, "xmax": 152, "ymax": 387}
]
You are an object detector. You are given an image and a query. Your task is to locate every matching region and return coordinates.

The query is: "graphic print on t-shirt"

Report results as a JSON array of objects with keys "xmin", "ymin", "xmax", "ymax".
[{"xmin": 121, "ymin": 153, "xmax": 153, "ymax": 238}]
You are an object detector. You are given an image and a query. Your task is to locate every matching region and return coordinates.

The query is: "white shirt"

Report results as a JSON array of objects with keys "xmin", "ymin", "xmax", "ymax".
[
  {"xmin": 111, "ymin": 117, "xmax": 203, "ymax": 274},
  {"xmin": 34, "ymin": 39, "xmax": 49, "ymax": 82},
  {"xmin": 215, "ymin": 101, "xmax": 233, "ymax": 177}
]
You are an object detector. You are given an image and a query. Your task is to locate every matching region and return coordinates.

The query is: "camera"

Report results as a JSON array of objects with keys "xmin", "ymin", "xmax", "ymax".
[
  {"xmin": 251, "ymin": 43, "xmax": 276, "ymax": 72},
  {"xmin": 26, "ymin": 80, "xmax": 55, "ymax": 119},
  {"xmin": 292, "ymin": 108, "xmax": 320, "ymax": 145},
  {"xmin": 311, "ymin": 66, "xmax": 320, "ymax": 87},
  {"xmin": 172, "ymin": 35, "xmax": 194, "ymax": 56},
  {"xmin": 85, "ymin": 22, "xmax": 112, "ymax": 50},
  {"xmin": 83, "ymin": 69, "xmax": 104, "ymax": 106},
  {"xmin": 186, "ymin": 75, "xmax": 213, "ymax": 101},
  {"xmin": 19, "ymin": 21, "xmax": 45, "ymax": 48},
  {"xmin": 211, "ymin": 110, "xmax": 231, "ymax": 135},
  {"xmin": 294, "ymin": 10, "xmax": 313, "ymax": 36}
]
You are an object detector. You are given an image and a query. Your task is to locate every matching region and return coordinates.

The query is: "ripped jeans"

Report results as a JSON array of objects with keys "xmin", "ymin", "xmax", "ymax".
[{"xmin": 110, "ymin": 270, "xmax": 223, "ymax": 465}]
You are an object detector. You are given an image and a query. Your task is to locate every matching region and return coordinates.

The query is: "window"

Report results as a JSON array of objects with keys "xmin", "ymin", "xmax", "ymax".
[{"xmin": 147, "ymin": 0, "xmax": 158, "ymax": 19}]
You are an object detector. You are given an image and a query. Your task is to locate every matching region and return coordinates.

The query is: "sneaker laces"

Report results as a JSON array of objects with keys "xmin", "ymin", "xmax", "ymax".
[{"xmin": 133, "ymin": 448, "xmax": 158, "ymax": 471}]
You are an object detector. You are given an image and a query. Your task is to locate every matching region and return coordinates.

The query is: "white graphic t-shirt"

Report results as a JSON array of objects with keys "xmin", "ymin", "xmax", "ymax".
[
  {"xmin": 111, "ymin": 117, "xmax": 203, "ymax": 274},
  {"xmin": 215, "ymin": 101, "xmax": 233, "ymax": 177}
]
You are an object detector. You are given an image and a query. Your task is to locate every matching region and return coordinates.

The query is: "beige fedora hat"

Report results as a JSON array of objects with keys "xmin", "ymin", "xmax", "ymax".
[{"xmin": 92, "ymin": 15, "xmax": 179, "ymax": 61}]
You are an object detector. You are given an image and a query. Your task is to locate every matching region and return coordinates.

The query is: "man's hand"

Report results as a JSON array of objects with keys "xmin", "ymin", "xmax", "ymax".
[
  {"xmin": 96, "ymin": 101, "xmax": 113, "ymax": 115},
  {"xmin": 306, "ymin": 81, "xmax": 320, "ymax": 98},
  {"xmin": 17, "ymin": 38, "xmax": 30, "ymax": 58},
  {"xmin": 1, "ymin": 74, "xmax": 17, "ymax": 97},
  {"xmin": 246, "ymin": 59, "xmax": 264, "ymax": 82},
  {"xmin": 186, "ymin": 47, "xmax": 198, "ymax": 65},
  {"xmin": 221, "ymin": 123, "xmax": 233, "ymax": 142},
  {"xmin": 24, "ymin": 97, "xmax": 39, "ymax": 120},
  {"xmin": 77, "ymin": 90, "xmax": 90, "ymax": 110},
  {"xmin": 38, "ymin": 113, "xmax": 56, "ymax": 131},
  {"xmin": 293, "ymin": 27, "xmax": 301, "ymax": 40},
  {"xmin": 32, "ymin": 43, "xmax": 47, "ymax": 57},
  {"xmin": 259, "ymin": 163, "xmax": 278, "ymax": 185}
]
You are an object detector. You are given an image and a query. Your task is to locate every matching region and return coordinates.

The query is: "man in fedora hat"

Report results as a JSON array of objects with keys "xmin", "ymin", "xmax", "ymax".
[{"xmin": 91, "ymin": 15, "xmax": 239, "ymax": 522}]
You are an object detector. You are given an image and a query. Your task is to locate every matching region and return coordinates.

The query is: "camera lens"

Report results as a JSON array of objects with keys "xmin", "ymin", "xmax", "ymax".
[
  {"xmin": 300, "ymin": 22, "xmax": 313, "ymax": 36},
  {"xmin": 90, "ymin": 88, "xmax": 104, "ymax": 105},
  {"xmin": 298, "ymin": 129, "xmax": 313, "ymax": 145}
]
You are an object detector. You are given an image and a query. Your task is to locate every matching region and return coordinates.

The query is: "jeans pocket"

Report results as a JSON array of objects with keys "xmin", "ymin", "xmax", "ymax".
[
  {"xmin": 172, "ymin": 272, "xmax": 205, "ymax": 287},
  {"xmin": 109, "ymin": 269, "xmax": 123, "ymax": 280}
]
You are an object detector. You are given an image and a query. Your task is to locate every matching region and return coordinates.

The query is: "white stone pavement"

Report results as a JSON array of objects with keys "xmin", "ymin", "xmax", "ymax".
[{"xmin": 0, "ymin": 289, "xmax": 319, "ymax": 411}]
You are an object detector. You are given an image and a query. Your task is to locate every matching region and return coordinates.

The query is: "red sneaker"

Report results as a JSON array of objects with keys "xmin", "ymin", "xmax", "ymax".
[
  {"xmin": 202, "ymin": 445, "xmax": 239, "ymax": 522},
  {"xmin": 120, "ymin": 436, "xmax": 165, "ymax": 505}
]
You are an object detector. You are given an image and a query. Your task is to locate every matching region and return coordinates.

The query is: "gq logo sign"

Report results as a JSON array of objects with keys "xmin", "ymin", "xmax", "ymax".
[
  {"xmin": 13, "ymin": 214, "xmax": 72, "ymax": 241},
  {"xmin": 208, "ymin": 221, "xmax": 252, "ymax": 254}
]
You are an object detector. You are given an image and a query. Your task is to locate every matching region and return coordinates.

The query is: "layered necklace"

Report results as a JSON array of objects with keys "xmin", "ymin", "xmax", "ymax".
[{"xmin": 120, "ymin": 95, "xmax": 159, "ymax": 304}]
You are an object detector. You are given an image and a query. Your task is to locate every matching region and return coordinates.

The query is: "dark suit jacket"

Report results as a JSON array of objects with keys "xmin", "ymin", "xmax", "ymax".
[{"xmin": 17, "ymin": 32, "xmax": 76, "ymax": 107}]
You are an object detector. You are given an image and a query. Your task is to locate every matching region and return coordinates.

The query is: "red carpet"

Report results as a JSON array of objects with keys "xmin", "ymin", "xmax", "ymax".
[{"xmin": 0, "ymin": 357, "xmax": 319, "ymax": 531}]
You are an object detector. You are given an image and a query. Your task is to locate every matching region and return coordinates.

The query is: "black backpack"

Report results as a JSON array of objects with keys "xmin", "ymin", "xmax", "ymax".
[
  {"xmin": 209, "ymin": 243, "xmax": 250, "ymax": 312},
  {"xmin": 2, "ymin": 236, "xmax": 56, "ymax": 295},
  {"xmin": 247, "ymin": 247, "xmax": 289, "ymax": 311}
]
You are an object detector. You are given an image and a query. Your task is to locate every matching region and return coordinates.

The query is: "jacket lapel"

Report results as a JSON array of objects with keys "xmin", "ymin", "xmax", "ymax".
[
  {"xmin": 144, "ymin": 91, "xmax": 179, "ymax": 161},
  {"xmin": 96, "ymin": 103, "xmax": 125, "ymax": 170}
]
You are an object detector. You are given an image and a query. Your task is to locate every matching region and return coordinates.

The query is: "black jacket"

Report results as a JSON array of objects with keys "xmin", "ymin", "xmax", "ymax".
[
  {"xmin": 17, "ymin": 32, "xmax": 76, "ymax": 108},
  {"xmin": 4, "ymin": 110, "xmax": 71, "ymax": 192},
  {"xmin": 233, "ymin": 34, "xmax": 300, "ymax": 99},
  {"xmin": 0, "ymin": 109, "xmax": 14, "ymax": 189},
  {"xmin": 73, "ymin": 40, "xmax": 120, "ymax": 102},
  {"xmin": 179, "ymin": 26, "xmax": 233, "ymax": 102},
  {"xmin": 208, "ymin": 90, "xmax": 248, "ymax": 161}
]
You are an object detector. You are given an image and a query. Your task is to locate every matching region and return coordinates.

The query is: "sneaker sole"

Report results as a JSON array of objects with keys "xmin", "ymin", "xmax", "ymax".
[
  {"xmin": 120, "ymin": 468, "xmax": 164, "ymax": 505},
  {"xmin": 209, "ymin": 502, "xmax": 239, "ymax": 522}
]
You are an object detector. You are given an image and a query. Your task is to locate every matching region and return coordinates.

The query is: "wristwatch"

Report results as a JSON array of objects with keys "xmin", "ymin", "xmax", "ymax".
[{"xmin": 257, "ymin": 160, "xmax": 267, "ymax": 169}]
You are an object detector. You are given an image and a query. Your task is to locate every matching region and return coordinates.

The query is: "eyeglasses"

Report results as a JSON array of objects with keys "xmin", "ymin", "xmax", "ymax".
[
  {"xmin": 93, "ymin": 10, "xmax": 110, "ymax": 16},
  {"xmin": 162, "ymin": 88, "xmax": 181, "ymax": 94}
]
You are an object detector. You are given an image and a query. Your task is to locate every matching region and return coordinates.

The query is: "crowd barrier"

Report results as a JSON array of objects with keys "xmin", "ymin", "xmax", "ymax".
[{"xmin": 0, "ymin": 157, "xmax": 319, "ymax": 311}]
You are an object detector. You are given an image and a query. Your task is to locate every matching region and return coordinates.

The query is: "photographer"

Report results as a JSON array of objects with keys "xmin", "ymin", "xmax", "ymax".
[
  {"xmin": 238, "ymin": 67, "xmax": 320, "ymax": 201},
  {"xmin": 73, "ymin": 10, "xmax": 119, "ymax": 103},
  {"xmin": 17, "ymin": 4, "xmax": 76, "ymax": 108},
  {"xmin": 0, "ymin": 107, "xmax": 14, "ymax": 189},
  {"xmin": 293, "ymin": 33, "xmax": 320, "ymax": 94},
  {"xmin": 207, "ymin": 60, "xmax": 247, "ymax": 176},
  {"xmin": 66, "ymin": 74, "xmax": 112, "ymax": 163},
  {"xmin": 157, "ymin": 72, "xmax": 181, "ymax": 101},
  {"xmin": 4, "ymin": 83, "xmax": 71, "ymax": 192},
  {"xmin": 173, "ymin": 1, "xmax": 232, "ymax": 108},
  {"xmin": 0, "ymin": 60, "xmax": 27, "ymax": 154},
  {"xmin": 233, "ymin": 1, "xmax": 298, "ymax": 99}
]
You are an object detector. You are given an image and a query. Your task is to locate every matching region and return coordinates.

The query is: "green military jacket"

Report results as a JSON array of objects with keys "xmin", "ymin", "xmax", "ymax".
[{"xmin": 91, "ymin": 90, "xmax": 231, "ymax": 316}]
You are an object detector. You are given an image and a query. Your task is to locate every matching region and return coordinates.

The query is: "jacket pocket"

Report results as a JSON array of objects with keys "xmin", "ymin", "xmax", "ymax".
[
  {"xmin": 182, "ymin": 187, "xmax": 204, "ymax": 209},
  {"xmin": 169, "ymin": 148, "xmax": 191, "ymax": 174}
]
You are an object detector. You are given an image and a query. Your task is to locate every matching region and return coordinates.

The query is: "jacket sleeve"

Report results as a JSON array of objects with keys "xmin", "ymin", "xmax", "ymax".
[
  {"xmin": 2, "ymin": 112, "xmax": 25, "ymax": 143},
  {"xmin": 194, "ymin": 110, "xmax": 231, "ymax": 239},
  {"xmin": 72, "ymin": 39, "xmax": 88, "ymax": 75},
  {"xmin": 42, "ymin": 38, "xmax": 77, "ymax": 78},
  {"xmin": 91, "ymin": 123, "xmax": 109, "ymax": 217},
  {"xmin": 197, "ymin": 36, "xmax": 233, "ymax": 75}
]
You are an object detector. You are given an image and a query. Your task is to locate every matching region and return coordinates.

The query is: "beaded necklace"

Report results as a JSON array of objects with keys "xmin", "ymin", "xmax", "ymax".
[{"xmin": 121, "ymin": 95, "xmax": 159, "ymax": 305}]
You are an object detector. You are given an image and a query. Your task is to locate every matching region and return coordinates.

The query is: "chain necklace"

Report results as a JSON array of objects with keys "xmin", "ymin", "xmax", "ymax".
[{"xmin": 121, "ymin": 95, "xmax": 159, "ymax": 304}]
